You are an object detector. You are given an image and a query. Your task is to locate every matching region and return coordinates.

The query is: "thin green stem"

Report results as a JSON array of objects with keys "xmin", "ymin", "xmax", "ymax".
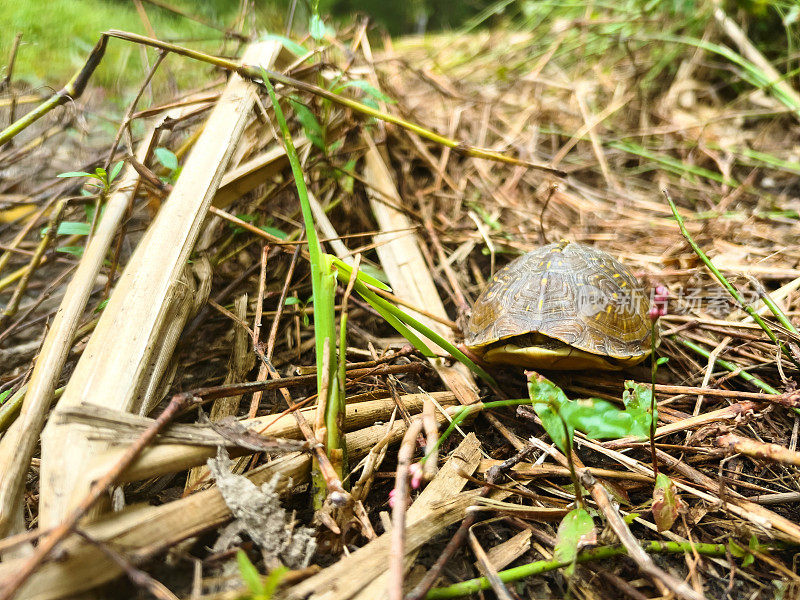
[
  {"xmin": 422, "ymin": 399, "xmax": 529, "ymax": 463},
  {"xmin": 665, "ymin": 190, "xmax": 800, "ymax": 371},
  {"xmin": 649, "ymin": 320, "xmax": 659, "ymax": 476},
  {"xmin": 675, "ymin": 336, "xmax": 782, "ymax": 396},
  {"xmin": 426, "ymin": 541, "xmax": 744, "ymax": 599},
  {"xmin": 262, "ymin": 73, "xmax": 342, "ymax": 500},
  {"xmin": 0, "ymin": 37, "xmax": 107, "ymax": 145},
  {"xmin": 749, "ymin": 278, "xmax": 799, "ymax": 335},
  {"xmin": 556, "ymin": 405, "xmax": 584, "ymax": 509}
]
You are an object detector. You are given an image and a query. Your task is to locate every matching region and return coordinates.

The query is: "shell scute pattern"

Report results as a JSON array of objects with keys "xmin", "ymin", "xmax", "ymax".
[{"xmin": 466, "ymin": 241, "xmax": 651, "ymax": 359}]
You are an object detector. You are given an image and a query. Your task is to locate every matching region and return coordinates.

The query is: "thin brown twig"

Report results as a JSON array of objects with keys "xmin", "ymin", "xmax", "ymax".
[
  {"xmin": 74, "ymin": 530, "xmax": 179, "ymax": 600},
  {"xmin": 389, "ymin": 418, "xmax": 424, "ymax": 600}
]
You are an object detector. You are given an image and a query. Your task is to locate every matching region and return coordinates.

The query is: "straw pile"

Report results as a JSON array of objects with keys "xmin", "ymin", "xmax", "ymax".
[{"xmin": 2, "ymin": 5, "xmax": 800, "ymax": 599}]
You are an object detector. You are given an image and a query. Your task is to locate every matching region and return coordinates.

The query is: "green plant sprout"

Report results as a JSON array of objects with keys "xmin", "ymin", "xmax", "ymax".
[
  {"xmin": 51, "ymin": 163, "xmax": 123, "ymax": 257},
  {"xmin": 284, "ymin": 295, "xmax": 314, "ymax": 328},
  {"xmin": 154, "ymin": 147, "xmax": 182, "ymax": 183},
  {"xmin": 261, "ymin": 69, "xmax": 343, "ymax": 507},
  {"xmin": 236, "ymin": 550, "xmax": 287, "ymax": 600},
  {"xmin": 57, "ymin": 160, "xmax": 124, "ymax": 194}
]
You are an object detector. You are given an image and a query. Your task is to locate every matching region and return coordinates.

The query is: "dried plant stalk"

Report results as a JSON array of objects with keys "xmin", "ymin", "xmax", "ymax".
[
  {"xmin": 0, "ymin": 413, "xmax": 456, "ymax": 600},
  {"xmin": 361, "ymin": 133, "xmax": 479, "ymax": 406},
  {"xmin": 38, "ymin": 41, "xmax": 285, "ymax": 528},
  {"xmin": 0, "ymin": 117, "xmax": 165, "ymax": 537},
  {"xmin": 96, "ymin": 391, "xmax": 457, "ymax": 483}
]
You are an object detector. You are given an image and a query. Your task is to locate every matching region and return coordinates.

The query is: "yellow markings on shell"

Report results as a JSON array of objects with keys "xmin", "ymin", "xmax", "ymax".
[
  {"xmin": 612, "ymin": 273, "xmax": 621, "ymax": 277},
  {"xmin": 538, "ymin": 298, "xmax": 544, "ymax": 311},
  {"xmin": 546, "ymin": 261, "xmax": 552, "ymax": 268}
]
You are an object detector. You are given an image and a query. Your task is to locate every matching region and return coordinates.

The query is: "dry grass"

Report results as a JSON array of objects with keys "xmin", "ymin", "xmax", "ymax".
[{"xmin": 2, "ymin": 4, "xmax": 800, "ymax": 600}]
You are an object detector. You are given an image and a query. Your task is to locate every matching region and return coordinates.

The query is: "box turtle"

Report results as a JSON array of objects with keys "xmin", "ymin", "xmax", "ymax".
[{"xmin": 465, "ymin": 240, "xmax": 654, "ymax": 370}]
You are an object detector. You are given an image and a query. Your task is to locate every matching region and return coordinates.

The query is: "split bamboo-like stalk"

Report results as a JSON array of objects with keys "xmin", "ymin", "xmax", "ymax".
[
  {"xmin": 0, "ymin": 108, "xmax": 176, "ymax": 537},
  {"xmin": 212, "ymin": 139, "xmax": 308, "ymax": 209},
  {"xmin": 37, "ymin": 41, "xmax": 285, "ymax": 528},
  {"xmin": 361, "ymin": 133, "xmax": 479, "ymax": 406},
  {"xmin": 78, "ymin": 391, "xmax": 458, "ymax": 483},
  {"xmin": 0, "ymin": 410, "xmax": 458, "ymax": 600}
]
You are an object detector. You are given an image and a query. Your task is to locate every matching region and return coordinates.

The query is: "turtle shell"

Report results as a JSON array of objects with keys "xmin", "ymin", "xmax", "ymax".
[{"xmin": 465, "ymin": 241, "xmax": 652, "ymax": 368}]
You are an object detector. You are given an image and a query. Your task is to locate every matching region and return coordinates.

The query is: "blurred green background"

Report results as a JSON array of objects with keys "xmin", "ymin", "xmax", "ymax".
[
  {"xmin": 0, "ymin": 0, "xmax": 500, "ymax": 92},
  {"xmin": 0, "ymin": 0, "xmax": 794, "ymax": 94}
]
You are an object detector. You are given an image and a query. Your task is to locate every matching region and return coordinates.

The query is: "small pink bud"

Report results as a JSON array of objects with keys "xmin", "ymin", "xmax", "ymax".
[
  {"xmin": 409, "ymin": 463, "xmax": 423, "ymax": 489},
  {"xmin": 649, "ymin": 283, "xmax": 669, "ymax": 320},
  {"xmin": 388, "ymin": 488, "xmax": 396, "ymax": 509}
]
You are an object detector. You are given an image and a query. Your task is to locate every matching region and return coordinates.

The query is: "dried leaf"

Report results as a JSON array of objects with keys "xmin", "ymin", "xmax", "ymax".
[
  {"xmin": 652, "ymin": 473, "xmax": 683, "ymax": 532},
  {"xmin": 208, "ymin": 448, "xmax": 316, "ymax": 569}
]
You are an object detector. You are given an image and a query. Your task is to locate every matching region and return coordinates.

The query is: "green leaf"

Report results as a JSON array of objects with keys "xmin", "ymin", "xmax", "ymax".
[
  {"xmin": 528, "ymin": 376, "xmax": 654, "ymax": 448},
  {"xmin": 258, "ymin": 225, "xmax": 289, "ymax": 240},
  {"xmin": 652, "ymin": 473, "xmax": 682, "ymax": 533},
  {"xmin": 237, "ymin": 550, "xmax": 266, "ymax": 596},
  {"xmin": 109, "ymin": 160, "xmax": 124, "ymax": 183},
  {"xmin": 527, "ymin": 374, "xmax": 573, "ymax": 454},
  {"xmin": 561, "ymin": 397, "xmax": 652, "ymax": 440},
  {"xmin": 289, "ymin": 98, "xmax": 325, "ymax": 150},
  {"xmin": 94, "ymin": 298, "xmax": 109, "ymax": 313},
  {"xmin": 744, "ymin": 536, "xmax": 758, "ymax": 568},
  {"xmin": 623, "ymin": 512, "xmax": 640, "ymax": 525},
  {"xmin": 356, "ymin": 284, "xmax": 436, "ymax": 357},
  {"xmin": 56, "ymin": 221, "xmax": 91, "ymax": 236},
  {"xmin": 553, "ymin": 508, "xmax": 596, "ymax": 576},
  {"xmin": 332, "ymin": 80, "xmax": 396, "ymax": 104},
  {"xmin": 0, "ymin": 389, "xmax": 11, "ymax": 406},
  {"xmin": 657, "ymin": 356, "xmax": 669, "ymax": 365},
  {"xmin": 309, "ymin": 13, "xmax": 326, "ymax": 41},
  {"xmin": 57, "ymin": 245, "xmax": 85, "ymax": 257},
  {"xmin": 94, "ymin": 167, "xmax": 107, "ymax": 179},
  {"xmin": 742, "ymin": 549, "xmax": 755, "ymax": 568},
  {"xmin": 358, "ymin": 263, "xmax": 389, "ymax": 285},
  {"xmin": 154, "ymin": 147, "xmax": 179, "ymax": 171},
  {"xmin": 57, "ymin": 171, "xmax": 94, "ymax": 179},
  {"xmin": 340, "ymin": 157, "xmax": 357, "ymax": 193},
  {"xmin": 261, "ymin": 565, "xmax": 289, "ymax": 598},
  {"xmin": 728, "ymin": 540, "xmax": 745, "ymax": 558},
  {"xmin": 259, "ymin": 34, "xmax": 309, "ymax": 57},
  {"xmin": 284, "ymin": 296, "xmax": 301, "ymax": 306},
  {"xmin": 330, "ymin": 255, "xmax": 391, "ymax": 291}
]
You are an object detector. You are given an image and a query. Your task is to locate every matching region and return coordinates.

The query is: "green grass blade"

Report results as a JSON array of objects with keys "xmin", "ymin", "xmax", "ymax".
[
  {"xmin": 354, "ymin": 281, "xmax": 496, "ymax": 385},
  {"xmin": 666, "ymin": 191, "xmax": 800, "ymax": 370}
]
